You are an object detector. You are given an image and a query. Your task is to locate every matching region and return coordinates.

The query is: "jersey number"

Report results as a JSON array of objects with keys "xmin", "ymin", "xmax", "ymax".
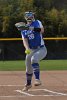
[{"xmin": 28, "ymin": 34, "xmax": 34, "ymax": 40}]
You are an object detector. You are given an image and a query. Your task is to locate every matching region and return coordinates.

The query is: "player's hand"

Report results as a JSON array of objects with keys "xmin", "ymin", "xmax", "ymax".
[{"xmin": 25, "ymin": 49, "xmax": 31, "ymax": 54}]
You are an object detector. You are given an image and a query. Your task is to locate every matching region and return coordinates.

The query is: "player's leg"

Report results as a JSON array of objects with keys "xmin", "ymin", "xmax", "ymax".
[
  {"xmin": 31, "ymin": 46, "xmax": 47, "ymax": 85},
  {"xmin": 23, "ymin": 54, "xmax": 33, "ymax": 91},
  {"xmin": 25, "ymin": 54, "xmax": 33, "ymax": 85}
]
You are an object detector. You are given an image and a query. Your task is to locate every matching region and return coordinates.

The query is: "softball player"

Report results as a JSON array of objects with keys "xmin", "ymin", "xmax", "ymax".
[{"xmin": 15, "ymin": 11, "xmax": 47, "ymax": 91}]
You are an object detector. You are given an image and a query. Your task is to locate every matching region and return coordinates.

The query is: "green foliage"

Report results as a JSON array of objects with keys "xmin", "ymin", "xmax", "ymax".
[
  {"xmin": 59, "ymin": 19, "xmax": 67, "ymax": 36},
  {"xmin": 15, "ymin": 0, "xmax": 34, "ymax": 17},
  {"xmin": 0, "ymin": 0, "xmax": 67, "ymax": 37},
  {"xmin": 46, "ymin": 8, "xmax": 59, "ymax": 23},
  {"xmin": 44, "ymin": 8, "xmax": 67, "ymax": 37},
  {"xmin": 58, "ymin": 10, "xmax": 67, "ymax": 36},
  {"xmin": 33, "ymin": 0, "xmax": 53, "ymax": 9},
  {"xmin": 2, "ymin": 16, "xmax": 10, "ymax": 33}
]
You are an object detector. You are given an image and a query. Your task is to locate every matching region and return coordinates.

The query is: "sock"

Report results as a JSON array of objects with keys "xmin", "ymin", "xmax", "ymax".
[
  {"xmin": 26, "ymin": 73, "xmax": 33, "ymax": 85},
  {"xmin": 32, "ymin": 63, "xmax": 40, "ymax": 80},
  {"xmin": 34, "ymin": 70, "xmax": 40, "ymax": 80}
]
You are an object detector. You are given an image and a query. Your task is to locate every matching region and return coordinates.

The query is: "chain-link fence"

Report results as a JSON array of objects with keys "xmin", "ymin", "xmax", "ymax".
[{"xmin": 0, "ymin": 38, "xmax": 67, "ymax": 60}]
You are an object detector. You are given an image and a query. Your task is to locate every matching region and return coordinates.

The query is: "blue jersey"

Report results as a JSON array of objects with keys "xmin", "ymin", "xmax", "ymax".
[{"xmin": 21, "ymin": 20, "xmax": 44, "ymax": 49}]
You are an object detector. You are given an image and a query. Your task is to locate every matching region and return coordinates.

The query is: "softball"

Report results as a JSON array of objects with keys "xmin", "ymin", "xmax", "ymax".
[{"xmin": 25, "ymin": 49, "xmax": 31, "ymax": 54}]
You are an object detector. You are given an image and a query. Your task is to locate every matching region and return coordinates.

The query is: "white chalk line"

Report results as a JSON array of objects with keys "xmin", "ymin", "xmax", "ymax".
[
  {"xmin": 28, "ymin": 89, "xmax": 67, "ymax": 96},
  {"xmin": 15, "ymin": 89, "xmax": 67, "ymax": 97},
  {"xmin": 43, "ymin": 89, "xmax": 67, "ymax": 96},
  {"xmin": 0, "ymin": 95, "xmax": 64, "ymax": 98},
  {"xmin": 16, "ymin": 90, "xmax": 34, "ymax": 96},
  {"xmin": 0, "ymin": 85, "xmax": 67, "ymax": 97},
  {"xmin": 15, "ymin": 90, "xmax": 61, "ymax": 97}
]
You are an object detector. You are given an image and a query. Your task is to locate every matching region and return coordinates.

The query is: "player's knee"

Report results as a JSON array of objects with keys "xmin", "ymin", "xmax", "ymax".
[
  {"xmin": 31, "ymin": 56, "xmax": 38, "ymax": 64},
  {"xmin": 31, "ymin": 56, "xmax": 39, "ymax": 72},
  {"xmin": 31, "ymin": 57, "xmax": 39, "ymax": 71},
  {"xmin": 26, "ymin": 54, "xmax": 31, "ymax": 61},
  {"xmin": 44, "ymin": 47, "xmax": 47, "ymax": 57}
]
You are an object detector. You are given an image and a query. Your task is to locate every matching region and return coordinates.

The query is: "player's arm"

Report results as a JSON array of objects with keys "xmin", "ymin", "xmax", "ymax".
[
  {"xmin": 33, "ymin": 27, "xmax": 44, "ymax": 34},
  {"xmin": 31, "ymin": 20, "xmax": 44, "ymax": 33},
  {"xmin": 22, "ymin": 35, "xmax": 29, "ymax": 50},
  {"xmin": 38, "ymin": 20, "xmax": 44, "ymax": 34},
  {"xmin": 22, "ymin": 35, "xmax": 31, "ymax": 54},
  {"xmin": 40, "ymin": 26, "xmax": 44, "ymax": 34}
]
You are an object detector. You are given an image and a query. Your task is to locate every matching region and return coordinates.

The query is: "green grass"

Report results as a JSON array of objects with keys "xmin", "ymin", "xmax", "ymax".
[{"xmin": 0, "ymin": 60, "xmax": 67, "ymax": 71}]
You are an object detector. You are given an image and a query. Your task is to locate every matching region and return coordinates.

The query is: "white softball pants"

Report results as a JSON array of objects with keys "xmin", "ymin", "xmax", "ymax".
[{"xmin": 25, "ymin": 46, "xmax": 47, "ymax": 74}]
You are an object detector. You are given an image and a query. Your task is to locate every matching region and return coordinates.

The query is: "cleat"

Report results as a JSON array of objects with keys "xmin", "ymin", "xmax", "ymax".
[
  {"xmin": 34, "ymin": 79, "xmax": 41, "ymax": 86},
  {"xmin": 22, "ymin": 84, "xmax": 32, "ymax": 91}
]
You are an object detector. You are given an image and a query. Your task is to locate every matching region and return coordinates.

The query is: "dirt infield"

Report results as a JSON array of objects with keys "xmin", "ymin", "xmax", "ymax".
[{"xmin": 0, "ymin": 71, "xmax": 67, "ymax": 100}]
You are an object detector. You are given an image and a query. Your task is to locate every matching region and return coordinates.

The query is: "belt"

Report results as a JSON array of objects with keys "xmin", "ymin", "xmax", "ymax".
[{"xmin": 31, "ymin": 45, "xmax": 44, "ymax": 49}]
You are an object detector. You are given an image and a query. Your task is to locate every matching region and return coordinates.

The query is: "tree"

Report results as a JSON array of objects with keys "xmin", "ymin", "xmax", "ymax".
[
  {"xmin": 33, "ymin": 0, "xmax": 53, "ymax": 9},
  {"xmin": 45, "ymin": 8, "xmax": 59, "ymax": 37},
  {"xmin": 18, "ymin": 0, "xmax": 34, "ymax": 16},
  {"xmin": 59, "ymin": 10, "xmax": 67, "ymax": 36},
  {"xmin": 2, "ymin": 16, "xmax": 10, "ymax": 37}
]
